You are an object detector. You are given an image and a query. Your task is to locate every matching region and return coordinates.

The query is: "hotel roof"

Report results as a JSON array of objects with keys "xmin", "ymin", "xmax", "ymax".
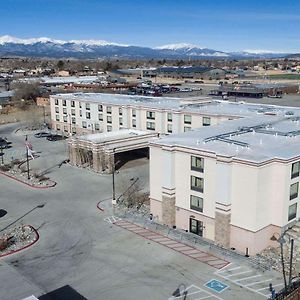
[
  {"xmin": 52, "ymin": 92, "xmax": 295, "ymax": 118},
  {"xmin": 151, "ymin": 114, "xmax": 300, "ymax": 164}
]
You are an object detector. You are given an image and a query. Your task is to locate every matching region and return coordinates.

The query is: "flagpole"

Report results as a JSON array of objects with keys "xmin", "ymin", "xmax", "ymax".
[{"xmin": 25, "ymin": 135, "xmax": 30, "ymax": 180}]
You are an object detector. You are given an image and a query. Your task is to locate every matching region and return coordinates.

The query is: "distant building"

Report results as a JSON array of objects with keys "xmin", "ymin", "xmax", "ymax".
[
  {"xmin": 155, "ymin": 66, "xmax": 226, "ymax": 79},
  {"xmin": 211, "ymin": 83, "xmax": 299, "ymax": 98},
  {"xmin": 58, "ymin": 70, "xmax": 70, "ymax": 77}
]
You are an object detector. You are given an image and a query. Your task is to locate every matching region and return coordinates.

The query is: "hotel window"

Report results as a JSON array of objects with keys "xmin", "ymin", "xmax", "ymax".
[
  {"xmin": 184, "ymin": 126, "xmax": 191, "ymax": 132},
  {"xmin": 62, "ymin": 100, "xmax": 66, "ymax": 106},
  {"xmin": 190, "ymin": 195, "xmax": 203, "ymax": 213},
  {"xmin": 95, "ymin": 123, "xmax": 100, "ymax": 131},
  {"xmin": 132, "ymin": 119, "xmax": 136, "ymax": 128},
  {"xmin": 119, "ymin": 108, "xmax": 123, "ymax": 115},
  {"xmin": 79, "ymin": 102, "xmax": 82, "ymax": 108},
  {"xmin": 107, "ymin": 116, "xmax": 112, "ymax": 124},
  {"xmin": 55, "ymin": 115, "xmax": 60, "ymax": 121},
  {"xmin": 63, "ymin": 108, "xmax": 67, "ymax": 114},
  {"xmin": 55, "ymin": 99, "xmax": 59, "ymax": 105},
  {"xmin": 72, "ymin": 127, "xmax": 76, "ymax": 134},
  {"xmin": 184, "ymin": 115, "xmax": 192, "ymax": 124},
  {"xmin": 98, "ymin": 113, "xmax": 103, "ymax": 121},
  {"xmin": 288, "ymin": 203, "xmax": 297, "ymax": 221},
  {"xmin": 290, "ymin": 182, "xmax": 299, "ymax": 200},
  {"xmin": 71, "ymin": 109, "xmax": 75, "ymax": 116},
  {"xmin": 107, "ymin": 125, "xmax": 112, "ymax": 132},
  {"xmin": 98, "ymin": 104, "xmax": 103, "ymax": 112},
  {"xmin": 146, "ymin": 121, "xmax": 155, "ymax": 130},
  {"xmin": 86, "ymin": 112, "xmax": 91, "ymax": 119},
  {"xmin": 167, "ymin": 113, "xmax": 172, "ymax": 122},
  {"xmin": 85, "ymin": 103, "xmax": 90, "ymax": 110},
  {"xmin": 291, "ymin": 162, "xmax": 300, "ymax": 179},
  {"xmin": 71, "ymin": 117, "xmax": 76, "ymax": 124},
  {"xmin": 71, "ymin": 101, "xmax": 75, "ymax": 107},
  {"xmin": 119, "ymin": 117, "xmax": 123, "ymax": 125},
  {"xmin": 203, "ymin": 117, "xmax": 211, "ymax": 126},
  {"xmin": 132, "ymin": 109, "xmax": 136, "ymax": 117},
  {"xmin": 146, "ymin": 111, "xmax": 155, "ymax": 120},
  {"xmin": 55, "ymin": 107, "xmax": 59, "ymax": 113},
  {"xmin": 191, "ymin": 176, "xmax": 203, "ymax": 193},
  {"xmin": 167, "ymin": 124, "xmax": 172, "ymax": 133},
  {"xmin": 191, "ymin": 156, "xmax": 204, "ymax": 172},
  {"xmin": 63, "ymin": 115, "xmax": 67, "ymax": 123},
  {"xmin": 80, "ymin": 110, "xmax": 82, "ymax": 117},
  {"xmin": 64, "ymin": 125, "xmax": 68, "ymax": 132},
  {"xmin": 56, "ymin": 124, "xmax": 60, "ymax": 131},
  {"xmin": 82, "ymin": 121, "xmax": 87, "ymax": 128},
  {"xmin": 107, "ymin": 106, "xmax": 112, "ymax": 114}
]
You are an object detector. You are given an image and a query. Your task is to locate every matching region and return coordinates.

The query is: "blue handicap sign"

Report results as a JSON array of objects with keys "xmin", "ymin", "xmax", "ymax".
[{"xmin": 205, "ymin": 279, "xmax": 229, "ymax": 293}]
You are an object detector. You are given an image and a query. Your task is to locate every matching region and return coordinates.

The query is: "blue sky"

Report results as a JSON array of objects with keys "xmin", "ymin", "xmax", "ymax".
[{"xmin": 1, "ymin": 0, "xmax": 300, "ymax": 52}]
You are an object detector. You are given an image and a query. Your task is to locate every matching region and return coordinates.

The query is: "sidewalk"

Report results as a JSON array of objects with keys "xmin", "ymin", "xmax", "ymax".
[{"xmin": 114, "ymin": 219, "xmax": 230, "ymax": 269}]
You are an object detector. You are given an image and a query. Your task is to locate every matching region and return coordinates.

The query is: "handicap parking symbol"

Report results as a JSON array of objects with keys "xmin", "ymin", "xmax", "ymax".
[{"xmin": 205, "ymin": 279, "xmax": 229, "ymax": 293}]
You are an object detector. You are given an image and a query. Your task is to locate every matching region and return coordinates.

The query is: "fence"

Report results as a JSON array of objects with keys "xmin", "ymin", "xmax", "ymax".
[
  {"xmin": 272, "ymin": 279, "xmax": 300, "ymax": 300},
  {"xmin": 115, "ymin": 208, "xmax": 273, "ymax": 272}
]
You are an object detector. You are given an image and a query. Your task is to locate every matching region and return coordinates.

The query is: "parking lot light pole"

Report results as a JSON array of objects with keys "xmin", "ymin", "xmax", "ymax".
[
  {"xmin": 25, "ymin": 135, "xmax": 30, "ymax": 180},
  {"xmin": 112, "ymin": 149, "xmax": 116, "ymax": 204}
]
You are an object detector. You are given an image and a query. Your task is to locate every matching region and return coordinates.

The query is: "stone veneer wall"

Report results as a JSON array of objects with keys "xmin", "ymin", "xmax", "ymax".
[
  {"xmin": 162, "ymin": 196, "xmax": 176, "ymax": 227},
  {"xmin": 215, "ymin": 212, "xmax": 231, "ymax": 248}
]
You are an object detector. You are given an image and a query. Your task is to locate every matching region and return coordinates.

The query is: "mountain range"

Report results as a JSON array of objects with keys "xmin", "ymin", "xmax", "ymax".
[{"xmin": 0, "ymin": 35, "xmax": 292, "ymax": 59}]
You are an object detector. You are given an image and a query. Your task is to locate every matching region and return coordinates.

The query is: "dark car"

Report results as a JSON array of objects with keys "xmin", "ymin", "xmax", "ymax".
[
  {"xmin": 0, "ymin": 137, "xmax": 11, "ymax": 149},
  {"xmin": 46, "ymin": 134, "xmax": 66, "ymax": 141},
  {"xmin": 34, "ymin": 132, "xmax": 52, "ymax": 138}
]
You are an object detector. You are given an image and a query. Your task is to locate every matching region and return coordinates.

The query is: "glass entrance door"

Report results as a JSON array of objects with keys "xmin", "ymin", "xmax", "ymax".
[{"xmin": 189, "ymin": 218, "xmax": 203, "ymax": 236}]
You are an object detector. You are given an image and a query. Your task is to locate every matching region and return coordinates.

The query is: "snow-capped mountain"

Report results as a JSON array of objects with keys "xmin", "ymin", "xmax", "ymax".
[{"xmin": 0, "ymin": 35, "xmax": 291, "ymax": 59}]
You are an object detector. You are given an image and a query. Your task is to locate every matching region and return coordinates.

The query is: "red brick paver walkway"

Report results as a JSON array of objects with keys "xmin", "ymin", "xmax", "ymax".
[{"xmin": 114, "ymin": 220, "xmax": 230, "ymax": 269}]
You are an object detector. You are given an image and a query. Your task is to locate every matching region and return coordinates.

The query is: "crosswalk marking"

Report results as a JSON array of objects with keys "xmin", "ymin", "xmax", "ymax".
[{"xmin": 104, "ymin": 216, "xmax": 121, "ymax": 224}]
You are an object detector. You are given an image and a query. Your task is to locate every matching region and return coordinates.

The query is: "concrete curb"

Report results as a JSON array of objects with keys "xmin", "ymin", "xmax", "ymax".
[
  {"xmin": 0, "ymin": 225, "xmax": 39, "ymax": 258},
  {"xmin": 96, "ymin": 201, "xmax": 105, "ymax": 212},
  {"xmin": 0, "ymin": 170, "xmax": 57, "ymax": 189}
]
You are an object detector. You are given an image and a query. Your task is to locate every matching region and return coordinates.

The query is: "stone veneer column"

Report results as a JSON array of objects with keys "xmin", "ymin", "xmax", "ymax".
[
  {"xmin": 215, "ymin": 211, "xmax": 231, "ymax": 248},
  {"xmin": 162, "ymin": 193, "xmax": 176, "ymax": 227},
  {"xmin": 92, "ymin": 151, "xmax": 101, "ymax": 172},
  {"xmin": 105, "ymin": 151, "xmax": 115, "ymax": 174}
]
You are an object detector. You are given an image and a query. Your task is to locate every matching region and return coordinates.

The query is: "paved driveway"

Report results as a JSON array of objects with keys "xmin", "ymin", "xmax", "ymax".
[{"xmin": 0, "ymin": 123, "xmax": 272, "ymax": 300}]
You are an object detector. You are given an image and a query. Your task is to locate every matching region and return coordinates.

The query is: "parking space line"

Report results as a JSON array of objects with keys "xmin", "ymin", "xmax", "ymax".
[
  {"xmin": 245, "ymin": 279, "xmax": 272, "ymax": 287},
  {"xmin": 218, "ymin": 266, "xmax": 240, "ymax": 273},
  {"xmin": 226, "ymin": 270, "xmax": 252, "ymax": 277},
  {"xmin": 235, "ymin": 274, "xmax": 262, "ymax": 282},
  {"xmin": 256, "ymin": 283, "xmax": 283, "ymax": 291}
]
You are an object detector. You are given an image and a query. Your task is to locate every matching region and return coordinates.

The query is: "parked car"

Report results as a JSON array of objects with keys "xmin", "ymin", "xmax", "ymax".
[
  {"xmin": 34, "ymin": 132, "xmax": 52, "ymax": 138},
  {"xmin": 46, "ymin": 134, "xmax": 66, "ymax": 141},
  {"xmin": 0, "ymin": 137, "xmax": 11, "ymax": 149}
]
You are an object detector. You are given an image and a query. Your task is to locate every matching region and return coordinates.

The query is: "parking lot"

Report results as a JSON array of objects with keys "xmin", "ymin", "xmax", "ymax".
[{"xmin": 0, "ymin": 123, "xmax": 280, "ymax": 300}]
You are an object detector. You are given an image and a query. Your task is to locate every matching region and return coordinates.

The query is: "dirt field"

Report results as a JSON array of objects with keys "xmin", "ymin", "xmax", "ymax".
[{"xmin": 0, "ymin": 105, "xmax": 50, "ymax": 126}]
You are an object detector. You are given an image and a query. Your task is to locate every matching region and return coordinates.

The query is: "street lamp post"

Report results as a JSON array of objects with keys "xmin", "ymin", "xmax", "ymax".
[
  {"xmin": 112, "ymin": 149, "xmax": 116, "ymax": 204},
  {"xmin": 25, "ymin": 135, "xmax": 30, "ymax": 180}
]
